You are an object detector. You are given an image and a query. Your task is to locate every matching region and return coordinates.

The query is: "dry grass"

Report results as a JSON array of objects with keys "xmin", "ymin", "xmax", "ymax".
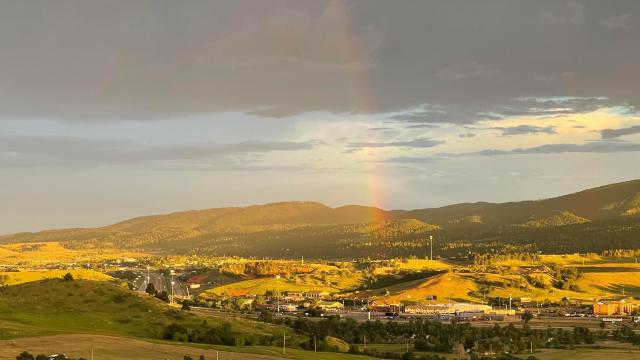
[
  {"xmin": 0, "ymin": 334, "xmax": 282, "ymax": 360},
  {"xmin": 0, "ymin": 242, "xmax": 148, "ymax": 265},
  {"xmin": 0, "ymin": 269, "xmax": 113, "ymax": 285},
  {"xmin": 206, "ymin": 277, "xmax": 338, "ymax": 297}
]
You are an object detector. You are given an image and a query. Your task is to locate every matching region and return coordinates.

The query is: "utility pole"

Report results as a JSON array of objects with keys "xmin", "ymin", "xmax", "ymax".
[
  {"xmin": 509, "ymin": 293, "xmax": 512, "ymax": 309},
  {"xmin": 283, "ymin": 331, "xmax": 286, "ymax": 354},
  {"xmin": 314, "ymin": 333, "xmax": 317, "ymax": 352},
  {"xmin": 276, "ymin": 275, "xmax": 281, "ymax": 314},
  {"xmin": 406, "ymin": 338, "xmax": 409, "ymax": 353},
  {"xmin": 363, "ymin": 335, "xmax": 367, "ymax": 350}
]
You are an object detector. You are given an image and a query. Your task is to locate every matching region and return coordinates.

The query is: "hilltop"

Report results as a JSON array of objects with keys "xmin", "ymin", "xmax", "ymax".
[{"xmin": 0, "ymin": 179, "xmax": 639, "ymax": 259}]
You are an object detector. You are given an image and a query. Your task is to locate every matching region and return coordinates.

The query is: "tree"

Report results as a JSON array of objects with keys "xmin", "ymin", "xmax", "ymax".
[
  {"xmin": 145, "ymin": 282, "xmax": 157, "ymax": 295},
  {"xmin": 16, "ymin": 351, "xmax": 34, "ymax": 360},
  {"xmin": 199, "ymin": 355, "xmax": 206, "ymax": 360},
  {"xmin": 63, "ymin": 272, "xmax": 74, "ymax": 281},
  {"xmin": 452, "ymin": 343, "xmax": 466, "ymax": 359},
  {"xmin": 157, "ymin": 290, "xmax": 170, "ymax": 302},
  {"xmin": 521, "ymin": 311, "xmax": 534, "ymax": 323},
  {"xmin": 35, "ymin": 355, "xmax": 48, "ymax": 360},
  {"xmin": 181, "ymin": 300, "xmax": 192, "ymax": 311},
  {"xmin": 184, "ymin": 355, "xmax": 193, "ymax": 360}
]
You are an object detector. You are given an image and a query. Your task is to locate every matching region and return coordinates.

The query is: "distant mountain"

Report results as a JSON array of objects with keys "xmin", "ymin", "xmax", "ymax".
[{"xmin": 1, "ymin": 179, "xmax": 639, "ymax": 258}]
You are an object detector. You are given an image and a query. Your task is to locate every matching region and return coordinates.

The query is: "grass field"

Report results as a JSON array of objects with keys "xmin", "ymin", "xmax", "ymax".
[
  {"xmin": 205, "ymin": 276, "xmax": 340, "ymax": 297},
  {"xmin": 0, "ymin": 334, "xmax": 378, "ymax": 360},
  {"xmin": 371, "ymin": 259, "xmax": 452, "ymax": 276},
  {"xmin": 0, "ymin": 279, "xmax": 284, "ymax": 340},
  {"xmin": 373, "ymin": 266, "xmax": 640, "ymax": 305},
  {"xmin": 0, "ymin": 269, "xmax": 114, "ymax": 285},
  {"xmin": 0, "ymin": 279, "xmax": 382, "ymax": 360},
  {"xmin": 0, "ymin": 241, "xmax": 148, "ymax": 264}
]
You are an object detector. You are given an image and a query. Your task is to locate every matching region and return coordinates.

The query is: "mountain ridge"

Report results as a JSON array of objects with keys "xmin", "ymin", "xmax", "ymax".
[{"xmin": 1, "ymin": 179, "xmax": 639, "ymax": 258}]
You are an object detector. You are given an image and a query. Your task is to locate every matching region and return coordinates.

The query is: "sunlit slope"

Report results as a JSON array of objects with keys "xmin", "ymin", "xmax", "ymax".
[
  {"xmin": 0, "ymin": 242, "xmax": 146, "ymax": 264},
  {"xmin": 521, "ymin": 211, "xmax": 590, "ymax": 228},
  {"xmin": 0, "ymin": 269, "xmax": 113, "ymax": 285},
  {"xmin": 205, "ymin": 276, "xmax": 342, "ymax": 297},
  {"xmin": 373, "ymin": 267, "xmax": 640, "ymax": 304}
]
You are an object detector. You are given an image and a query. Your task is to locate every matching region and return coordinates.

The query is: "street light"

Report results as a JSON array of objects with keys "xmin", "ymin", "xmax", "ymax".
[
  {"xmin": 170, "ymin": 270, "xmax": 175, "ymax": 304},
  {"xmin": 429, "ymin": 235, "xmax": 433, "ymax": 261}
]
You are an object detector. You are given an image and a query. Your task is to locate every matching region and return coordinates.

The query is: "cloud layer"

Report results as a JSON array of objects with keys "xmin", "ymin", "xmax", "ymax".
[{"xmin": 0, "ymin": 1, "xmax": 639, "ymax": 121}]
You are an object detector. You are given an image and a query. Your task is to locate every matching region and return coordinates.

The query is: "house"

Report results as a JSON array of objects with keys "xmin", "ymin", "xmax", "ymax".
[
  {"xmin": 305, "ymin": 291, "xmax": 330, "ymax": 299},
  {"xmin": 316, "ymin": 301, "xmax": 344, "ymax": 311}
]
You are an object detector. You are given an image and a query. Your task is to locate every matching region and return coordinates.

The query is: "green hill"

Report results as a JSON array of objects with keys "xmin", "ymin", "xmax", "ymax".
[{"xmin": 0, "ymin": 279, "xmax": 275, "ymax": 340}]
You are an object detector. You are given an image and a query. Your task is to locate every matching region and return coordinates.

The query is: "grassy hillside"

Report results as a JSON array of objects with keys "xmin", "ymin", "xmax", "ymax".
[
  {"xmin": 0, "ymin": 269, "xmax": 113, "ymax": 285},
  {"xmin": 373, "ymin": 264, "xmax": 640, "ymax": 305},
  {"xmin": 0, "ymin": 279, "xmax": 279, "ymax": 340},
  {"xmin": 205, "ymin": 277, "xmax": 340, "ymax": 297},
  {"xmin": 521, "ymin": 211, "xmax": 590, "ymax": 228},
  {"xmin": 0, "ymin": 334, "xmax": 377, "ymax": 360}
]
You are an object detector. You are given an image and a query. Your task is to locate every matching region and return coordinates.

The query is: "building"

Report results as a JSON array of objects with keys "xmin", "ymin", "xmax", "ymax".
[
  {"xmin": 594, "ymin": 299, "xmax": 637, "ymax": 316},
  {"xmin": 305, "ymin": 291, "xmax": 330, "ymax": 299},
  {"xmin": 404, "ymin": 303, "xmax": 491, "ymax": 315},
  {"xmin": 281, "ymin": 303, "xmax": 298, "ymax": 312},
  {"xmin": 316, "ymin": 300, "xmax": 344, "ymax": 311},
  {"xmin": 284, "ymin": 291, "xmax": 305, "ymax": 300}
]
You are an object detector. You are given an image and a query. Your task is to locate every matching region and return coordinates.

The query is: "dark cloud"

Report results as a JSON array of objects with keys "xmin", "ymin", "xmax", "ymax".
[
  {"xmin": 347, "ymin": 137, "xmax": 444, "ymax": 149},
  {"xmin": 492, "ymin": 125, "xmax": 557, "ymax": 136},
  {"xmin": 390, "ymin": 97, "xmax": 616, "ymax": 125},
  {"xmin": 600, "ymin": 125, "xmax": 640, "ymax": 139},
  {"xmin": 0, "ymin": 135, "xmax": 317, "ymax": 166},
  {"xmin": 0, "ymin": 1, "xmax": 639, "ymax": 121}
]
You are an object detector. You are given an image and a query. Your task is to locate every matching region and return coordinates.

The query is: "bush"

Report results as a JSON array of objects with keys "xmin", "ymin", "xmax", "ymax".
[{"xmin": 16, "ymin": 351, "xmax": 34, "ymax": 360}]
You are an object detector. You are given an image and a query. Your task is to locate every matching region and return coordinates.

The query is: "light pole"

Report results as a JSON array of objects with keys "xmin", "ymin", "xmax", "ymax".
[
  {"xmin": 429, "ymin": 235, "xmax": 433, "ymax": 261},
  {"xmin": 170, "ymin": 269, "xmax": 175, "ymax": 305},
  {"xmin": 147, "ymin": 266, "xmax": 150, "ymax": 286}
]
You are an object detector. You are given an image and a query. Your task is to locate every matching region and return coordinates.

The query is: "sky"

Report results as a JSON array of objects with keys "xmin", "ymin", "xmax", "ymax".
[{"xmin": 1, "ymin": 0, "xmax": 640, "ymax": 233}]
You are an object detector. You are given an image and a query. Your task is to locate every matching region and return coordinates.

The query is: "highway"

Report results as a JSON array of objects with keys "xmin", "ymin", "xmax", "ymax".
[{"xmin": 133, "ymin": 270, "xmax": 188, "ymax": 299}]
